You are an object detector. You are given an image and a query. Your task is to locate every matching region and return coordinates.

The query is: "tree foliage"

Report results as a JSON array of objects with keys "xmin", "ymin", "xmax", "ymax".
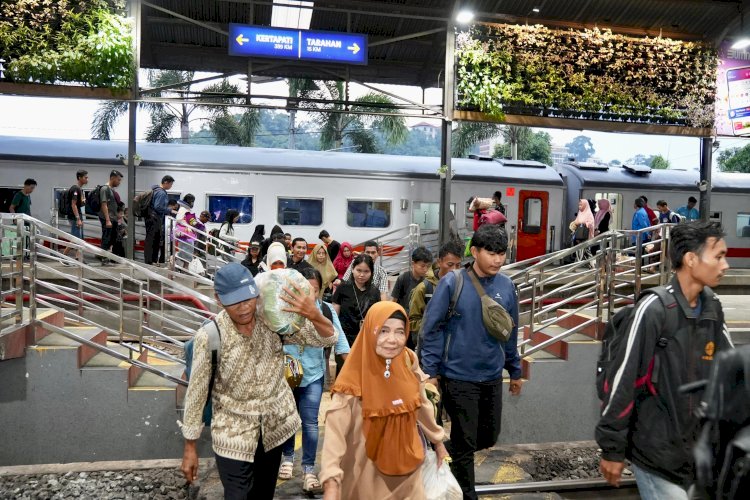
[
  {"xmin": 1, "ymin": 0, "xmax": 134, "ymax": 89},
  {"xmin": 288, "ymin": 79, "xmax": 407, "ymax": 152},
  {"xmin": 92, "ymin": 71, "xmax": 249, "ymax": 143},
  {"xmin": 649, "ymin": 154, "xmax": 671, "ymax": 169},
  {"xmin": 717, "ymin": 145, "xmax": 750, "ymax": 173},
  {"xmin": 493, "ymin": 129, "xmax": 553, "ymax": 164},
  {"xmin": 565, "ymin": 135, "xmax": 595, "ymax": 161},
  {"xmin": 451, "ymin": 122, "xmax": 502, "ymax": 157}
]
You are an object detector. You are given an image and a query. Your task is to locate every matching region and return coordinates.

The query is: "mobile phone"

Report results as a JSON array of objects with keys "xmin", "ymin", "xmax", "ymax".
[{"xmin": 726, "ymin": 66, "xmax": 750, "ymax": 136}]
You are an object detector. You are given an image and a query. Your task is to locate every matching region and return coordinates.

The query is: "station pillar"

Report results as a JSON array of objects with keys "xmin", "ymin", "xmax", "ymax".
[{"xmin": 699, "ymin": 137, "xmax": 712, "ymax": 222}]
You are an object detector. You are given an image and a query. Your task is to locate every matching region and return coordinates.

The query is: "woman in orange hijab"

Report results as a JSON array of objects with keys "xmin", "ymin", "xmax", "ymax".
[{"xmin": 320, "ymin": 301, "xmax": 449, "ymax": 499}]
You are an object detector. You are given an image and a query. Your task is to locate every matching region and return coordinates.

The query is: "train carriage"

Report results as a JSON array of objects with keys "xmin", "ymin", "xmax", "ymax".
[{"xmin": 1, "ymin": 135, "xmax": 748, "ymax": 267}]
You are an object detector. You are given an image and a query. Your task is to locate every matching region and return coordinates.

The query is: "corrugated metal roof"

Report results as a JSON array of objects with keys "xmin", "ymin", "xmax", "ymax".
[{"xmin": 140, "ymin": 0, "xmax": 741, "ymax": 87}]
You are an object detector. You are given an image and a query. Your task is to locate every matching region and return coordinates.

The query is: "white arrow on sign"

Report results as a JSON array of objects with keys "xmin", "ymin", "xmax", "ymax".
[
  {"xmin": 236, "ymin": 34, "xmax": 249, "ymax": 46},
  {"xmin": 347, "ymin": 43, "xmax": 360, "ymax": 55}
]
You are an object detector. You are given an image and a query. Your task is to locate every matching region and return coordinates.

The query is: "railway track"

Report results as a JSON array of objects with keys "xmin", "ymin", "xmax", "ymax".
[{"xmin": 477, "ymin": 477, "xmax": 639, "ymax": 499}]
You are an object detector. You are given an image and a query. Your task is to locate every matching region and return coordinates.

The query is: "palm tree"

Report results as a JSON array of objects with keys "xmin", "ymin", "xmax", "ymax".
[
  {"xmin": 288, "ymin": 79, "xmax": 407, "ymax": 153},
  {"xmin": 91, "ymin": 71, "xmax": 250, "ymax": 144},
  {"xmin": 451, "ymin": 122, "xmax": 502, "ymax": 157}
]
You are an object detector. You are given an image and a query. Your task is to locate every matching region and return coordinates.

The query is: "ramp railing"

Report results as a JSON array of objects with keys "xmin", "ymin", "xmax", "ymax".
[
  {"xmin": 503, "ymin": 223, "xmax": 674, "ymax": 357},
  {"xmin": 1, "ymin": 214, "xmax": 219, "ymax": 385}
]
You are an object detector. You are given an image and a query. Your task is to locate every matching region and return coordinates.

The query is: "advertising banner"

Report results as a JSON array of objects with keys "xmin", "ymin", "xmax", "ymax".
[{"xmin": 716, "ymin": 43, "xmax": 750, "ymax": 136}]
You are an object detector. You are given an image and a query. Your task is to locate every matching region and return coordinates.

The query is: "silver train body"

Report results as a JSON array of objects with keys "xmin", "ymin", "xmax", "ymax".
[{"xmin": 1, "ymin": 136, "xmax": 749, "ymax": 267}]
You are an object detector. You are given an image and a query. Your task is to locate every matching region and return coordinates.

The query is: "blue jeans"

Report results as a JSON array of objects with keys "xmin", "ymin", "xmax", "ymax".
[
  {"xmin": 632, "ymin": 463, "xmax": 688, "ymax": 500},
  {"xmin": 69, "ymin": 219, "xmax": 84, "ymax": 239},
  {"xmin": 282, "ymin": 376, "xmax": 324, "ymax": 471}
]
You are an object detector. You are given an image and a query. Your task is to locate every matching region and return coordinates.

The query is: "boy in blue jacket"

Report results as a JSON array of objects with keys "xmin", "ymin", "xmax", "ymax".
[{"xmin": 420, "ymin": 224, "xmax": 522, "ymax": 500}]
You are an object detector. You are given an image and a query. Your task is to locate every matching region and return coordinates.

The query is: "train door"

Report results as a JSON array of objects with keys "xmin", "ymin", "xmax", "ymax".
[
  {"xmin": 594, "ymin": 193, "xmax": 622, "ymax": 230},
  {"xmin": 517, "ymin": 190, "xmax": 548, "ymax": 261},
  {"xmin": 411, "ymin": 201, "xmax": 455, "ymax": 231}
]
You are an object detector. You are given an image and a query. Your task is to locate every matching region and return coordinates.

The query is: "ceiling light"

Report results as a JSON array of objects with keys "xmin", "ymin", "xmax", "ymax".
[
  {"xmin": 731, "ymin": 38, "xmax": 750, "ymax": 50},
  {"xmin": 271, "ymin": 0, "xmax": 313, "ymax": 30},
  {"xmin": 532, "ymin": 8, "xmax": 540, "ymax": 13},
  {"xmin": 455, "ymin": 10, "xmax": 475, "ymax": 24}
]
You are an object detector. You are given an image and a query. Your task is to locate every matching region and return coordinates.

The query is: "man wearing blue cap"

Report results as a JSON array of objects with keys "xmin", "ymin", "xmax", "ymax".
[{"xmin": 179, "ymin": 263, "xmax": 337, "ymax": 499}]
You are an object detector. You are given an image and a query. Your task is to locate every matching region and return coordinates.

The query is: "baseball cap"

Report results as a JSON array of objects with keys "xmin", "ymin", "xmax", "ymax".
[
  {"xmin": 214, "ymin": 263, "xmax": 259, "ymax": 305},
  {"xmin": 250, "ymin": 240, "xmax": 261, "ymax": 248}
]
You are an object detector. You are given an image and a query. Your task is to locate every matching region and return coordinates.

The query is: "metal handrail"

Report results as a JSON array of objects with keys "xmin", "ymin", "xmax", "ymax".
[{"xmin": 1, "ymin": 213, "xmax": 216, "ymax": 384}]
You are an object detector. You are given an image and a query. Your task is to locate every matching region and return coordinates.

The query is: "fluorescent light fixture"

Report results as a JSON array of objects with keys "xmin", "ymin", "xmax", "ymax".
[
  {"xmin": 731, "ymin": 38, "xmax": 750, "ymax": 50},
  {"xmin": 455, "ymin": 10, "xmax": 475, "ymax": 24},
  {"xmin": 271, "ymin": 0, "xmax": 313, "ymax": 30},
  {"xmin": 532, "ymin": 7, "xmax": 540, "ymax": 13}
]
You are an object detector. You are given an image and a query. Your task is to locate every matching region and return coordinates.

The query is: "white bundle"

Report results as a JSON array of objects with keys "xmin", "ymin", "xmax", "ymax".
[
  {"xmin": 469, "ymin": 197, "xmax": 493, "ymax": 211},
  {"xmin": 253, "ymin": 269, "xmax": 312, "ymax": 335}
]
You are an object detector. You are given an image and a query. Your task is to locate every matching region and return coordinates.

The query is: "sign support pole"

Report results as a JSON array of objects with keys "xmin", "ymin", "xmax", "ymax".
[
  {"xmin": 126, "ymin": 0, "xmax": 141, "ymax": 260},
  {"xmin": 699, "ymin": 136, "xmax": 713, "ymax": 222},
  {"xmin": 439, "ymin": 22, "xmax": 455, "ymax": 246}
]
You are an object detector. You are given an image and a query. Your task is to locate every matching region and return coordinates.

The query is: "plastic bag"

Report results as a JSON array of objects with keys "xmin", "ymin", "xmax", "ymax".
[
  {"xmin": 253, "ymin": 269, "xmax": 312, "ymax": 335},
  {"xmin": 421, "ymin": 449, "xmax": 463, "ymax": 500},
  {"xmin": 188, "ymin": 257, "xmax": 205, "ymax": 276}
]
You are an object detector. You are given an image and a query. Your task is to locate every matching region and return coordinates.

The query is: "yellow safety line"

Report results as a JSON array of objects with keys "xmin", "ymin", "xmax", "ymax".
[{"xmin": 491, "ymin": 462, "xmax": 526, "ymax": 484}]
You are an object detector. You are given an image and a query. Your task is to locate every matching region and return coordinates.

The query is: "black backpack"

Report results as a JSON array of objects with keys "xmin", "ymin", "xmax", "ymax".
[
  {"xmin": 596, "ymin": 286, "xmax": 679, "ymax": 401},
  {"xmin": 693, "ymin": 345, "xmax": 750, "ymax": 499},
  {"xmin": 59, "ymin": 186, "xmax": 74, "ymax": 217},
  {"xmin": 85, "ymin": 185, "xmax": 103, "ymax": 214}
]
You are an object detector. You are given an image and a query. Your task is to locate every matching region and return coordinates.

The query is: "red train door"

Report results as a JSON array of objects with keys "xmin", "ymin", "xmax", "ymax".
[{"xmin": 516, "ymin": 190, "xmax": 548, "ymax": 261}]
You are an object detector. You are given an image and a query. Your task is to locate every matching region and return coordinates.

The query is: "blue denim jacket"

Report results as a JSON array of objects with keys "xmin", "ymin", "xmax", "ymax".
[
  {"xmin": 420, "ymin": 268, "xmax": 522, "ymax": 382},
  {"xmin": 283, "ymin": 301, "xmax": 350, "ymax": 387}
]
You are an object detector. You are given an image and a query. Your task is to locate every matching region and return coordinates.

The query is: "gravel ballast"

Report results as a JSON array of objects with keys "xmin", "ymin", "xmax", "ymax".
[{"xmin": 0, "ymin": 469, "xmax": 190, "ymax": 500}]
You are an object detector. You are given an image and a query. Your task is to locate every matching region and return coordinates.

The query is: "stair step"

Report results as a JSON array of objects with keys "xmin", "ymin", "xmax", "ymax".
[
  {"xmin": 82, "ymin": 342, "xmax": 134, "ymax": 369},
  {"xmin": 131, "ymin": 362, "xmax": 184, "ymax": 390},
  {"xmin": 525, "ymin": 350, "xmax": 564, "ymax": 361},
  {"xmin": 33, "ymin": 327, "xmax": 104, "ymax": 347}
]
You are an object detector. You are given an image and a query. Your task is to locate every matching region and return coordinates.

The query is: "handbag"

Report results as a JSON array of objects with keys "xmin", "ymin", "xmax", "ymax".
[
  {"xmin": 573, "ymin": 223, "xmax": 589, "ymax": 241},
  {"xmin": 284, "ymin": 347, "xmax": 304, "ymax": 389},
  {"xmin": 188, "ymin": 257, "xmax": 205, "ymax": 276},
  {"xmin": 466, "ymin": 268, "xmax": 514, "ymax": 343}
]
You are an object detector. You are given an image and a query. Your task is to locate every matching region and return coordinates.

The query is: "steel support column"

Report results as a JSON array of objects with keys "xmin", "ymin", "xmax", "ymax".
[
  {"xmin": 438, "ymin": 21, "xmax": 455, "ymax": 245},
  {"xmin": 126, "ymin": 0, "xmax": 141, "ymax": 260},
  {"xmin": 699, "ymin": 137, "xmax": 712, "ymax": 222}
]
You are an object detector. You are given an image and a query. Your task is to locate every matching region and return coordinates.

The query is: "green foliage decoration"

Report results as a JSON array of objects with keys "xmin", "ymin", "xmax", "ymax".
[
  {"xmin": 0, "ymin": 0, "xmax": 134, "ymax": 90},
  {"xmin": 455, "ymin": 24, "xmax": 718, "ymax": 128}
]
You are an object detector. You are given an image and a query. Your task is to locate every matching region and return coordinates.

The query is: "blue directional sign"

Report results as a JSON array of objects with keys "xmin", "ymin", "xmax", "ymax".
[{"xmin": 228, "ymin": 24, "xmax": 368, "ymax": 65}]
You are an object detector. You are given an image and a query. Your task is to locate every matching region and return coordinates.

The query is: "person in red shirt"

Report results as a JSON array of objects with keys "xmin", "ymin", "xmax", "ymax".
[{"xmin": 639, "ymin": 196, "xmax": 659, "ymax": 227}]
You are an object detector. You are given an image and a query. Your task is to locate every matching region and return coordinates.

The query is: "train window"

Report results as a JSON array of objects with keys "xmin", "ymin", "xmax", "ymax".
[
  {"xmin": 0, "ymin": 186, "xmax": 20, "ymax": 213},
  {"xmin": 207, "ymin": 195, "xmax": 253, "ymax": 224},
  {"xmin": 53, "ymin": 187, "xmax": 67, "ymax": 212},
  {"xmin": 412, "ymin": 202, "xmax": 455, "ymax": 231},
  {"xmin": 523, "ymin": 198, "xmax": 542, "ymax": 233},
  {"xmin": 347, "ymin": 200, "xmax": 391, "ymax": 228},
  {"xmin": 737, "ymin": 213, "xmax": 750, "ymax": 238},
  {"xmin": 277, "ymin": 197, "xmax": 323, "ymax": 226}
]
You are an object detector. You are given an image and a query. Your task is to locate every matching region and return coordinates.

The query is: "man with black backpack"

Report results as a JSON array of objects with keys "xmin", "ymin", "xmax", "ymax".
[
  {"xmin": 420, "ymin": 224, "xmax": 522, "ymax": 500},
  {"xmin": 596, "ymin": 221, "xmax": 734, "ymax": 499},
  {"xmin": 61, "ymin": 169, "xmax": 88, "ymax": 261},
  {"xmin": 409, "ymin": 239, "xmax": 463, "ymax": 350},
  {"xmin": 144, "ymin": 175, "xmax": 174, "ymax": 265},
  {"xmin": 96, "ymin": 170, "xmax": 123, "ymax": 264}
]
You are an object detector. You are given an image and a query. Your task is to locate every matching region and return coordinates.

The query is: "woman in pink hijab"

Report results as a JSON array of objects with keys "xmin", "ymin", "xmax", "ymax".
[
  {"xmin": 594, "ymin": 199, "xmax": 613, "ymax": 236},
  {"xmin": 571, "ymin": 199, "xmax": 596, "ymax": 243}
]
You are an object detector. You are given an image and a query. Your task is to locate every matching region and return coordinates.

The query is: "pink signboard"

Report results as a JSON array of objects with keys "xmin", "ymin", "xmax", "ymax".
[{"xmin": 716, "ymin": 43, "xmax": 750, "ymax": 136}]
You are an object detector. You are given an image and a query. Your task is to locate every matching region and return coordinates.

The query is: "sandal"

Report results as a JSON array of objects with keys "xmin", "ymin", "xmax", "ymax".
[
  {"xmin": 302, "ymin": 473, "xmax": 322, "ymax": 493},
  {"xmin": 278, "ymin": 461, "xmax": 294, "ymax": 480}
]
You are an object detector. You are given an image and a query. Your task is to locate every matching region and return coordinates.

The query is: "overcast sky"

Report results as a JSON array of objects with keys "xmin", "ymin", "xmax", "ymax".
[{"xmin": 1, "ymin": 74, "xmax": 748, "ymax": 168}]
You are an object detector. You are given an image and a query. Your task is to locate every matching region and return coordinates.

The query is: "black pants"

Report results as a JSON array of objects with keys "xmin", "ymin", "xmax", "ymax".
[
  {"xmin": 99, "ymin": 218, "xmax": 118, "ymax": 253},
  {"xmin": 144, "ymin": 216, "xmax": 163, "ymax": 264},
  {"xmin": 214, "ymin": 434, "xmax": 283, "ymax": 500},
  {"xmin": 441, "ymin": 377, "xmax": 503, "ymax": 500}
]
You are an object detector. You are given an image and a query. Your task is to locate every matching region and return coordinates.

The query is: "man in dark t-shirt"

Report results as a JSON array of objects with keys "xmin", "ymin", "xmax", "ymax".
[
  {"xmin": 319, "ymin": 230, "xmax": 340, "ymax": 262},
  {"xmin": 63, "ymin": 170, "xmax": 89, "ymax": 260},
  {"xmin": 9, "ymin": 178, "xmax": 36, "ymax": 216},
  {"xmin": 391, "ymin": 246, "xmax": 433, "ymax": 348}
]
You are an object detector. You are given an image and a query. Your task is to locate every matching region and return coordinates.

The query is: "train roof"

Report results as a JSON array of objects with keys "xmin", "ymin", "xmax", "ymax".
[
  {"xmin": 555, "ymin": 161, "xmax": 750, "ymax": 194},
  {"xmin": 0, "ymin": 135, "xmax": 564, "ymax": 186}
]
